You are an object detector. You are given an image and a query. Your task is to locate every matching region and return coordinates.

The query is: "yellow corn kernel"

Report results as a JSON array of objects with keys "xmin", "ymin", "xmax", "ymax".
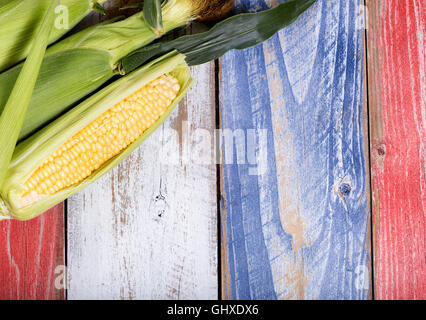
[{"xmin": 23, "ymin": 74, "xmax": 180, "ymax": 197}]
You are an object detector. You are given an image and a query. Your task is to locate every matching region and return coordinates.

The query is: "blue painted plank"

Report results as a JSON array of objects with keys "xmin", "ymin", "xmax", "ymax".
[{"xmin": 220, "ymin": 0, "xmax": 371, "ymax": 300}]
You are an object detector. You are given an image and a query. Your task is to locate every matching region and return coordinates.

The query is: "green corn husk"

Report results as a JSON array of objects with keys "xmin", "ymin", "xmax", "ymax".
[
  {"xmin": 0, "ymin": 0, "xmax": 108, "ymax": 72},
  {"xmin": 0, "ymin": 0, "xmax": 207, "ymax": 142},
  {"xmin": 0, "ymin": 52, "xmax": 193, "ymax": 221},
  {"xmin": 0, "ymin": 0, "xmax": 58, "ymax": 186},
  {"xmin": 123, "ymin": 0, "xmax": 317, "ymax": 70},
  {"xmin": 144, "ymin": 0, "xmax": 164, "ymax": 36},
  {"xmin": 0, "ymin": 0, "xmax": 14, "ymax": 6}
]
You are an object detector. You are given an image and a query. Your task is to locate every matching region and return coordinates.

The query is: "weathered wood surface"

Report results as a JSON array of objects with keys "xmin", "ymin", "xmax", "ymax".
[
  {"xmin": 220, "ymin": 0, "xmax": 371, "ymax": 299},
  {"xmin": 67, "ymin": 61, "xmax": 218, "ymax": 299},
  {"xmin": 1, "ymin": 0, "xmax": 425, "ymax": 301},
  {"xmin": 65, "ymin": 1, "xmax": 217, "ymax": 299},
  {"xmin": 0, "ymin": 205, "xmax": 65, "ymax": 300},
  {"xmin": 367, "ymin": 0, "xmax": 425, "ymax": 300}
]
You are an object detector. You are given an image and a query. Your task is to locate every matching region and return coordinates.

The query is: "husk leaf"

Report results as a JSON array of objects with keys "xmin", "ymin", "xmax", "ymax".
[
  {"xmin": 0, "ymin": 0, "xmax": 57, "ymax": 187},
  {"xmin": 122, "ymin": 0, "xmax": 316, "ymax": 70}
]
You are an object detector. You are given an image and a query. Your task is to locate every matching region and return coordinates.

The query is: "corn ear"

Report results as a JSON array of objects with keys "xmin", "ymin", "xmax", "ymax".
[
  {"xmin": 0, "ymin": 52, "xmax": 193, "ymax": 221},
  {"xmin": 0, "ymin": 0, "xmax": 108, "ymax": 72},
  {"xmin": 0, "ymin": 0, "xmax": 204, "ymax": 141},
  {"xmin": 0, "ymin": 0, "xmax": 57, "ymax": 187}
]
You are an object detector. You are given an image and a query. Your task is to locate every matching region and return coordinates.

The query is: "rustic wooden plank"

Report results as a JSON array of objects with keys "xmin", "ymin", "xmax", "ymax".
[
  {"xmin": 67, "ymin": 1, "xmax": 218, "ymax": 299},
  {"xmin": 367, "ymin": 0, "xmax": 425, "ymax": 300},
  {"xmin": 67, "ymin": 61, "xmax": 218, "ymax": 299},
  {"xmin": 220, "ymin": 0, "xmax": 371, "ymax": 299},
  {"xmin": 0, "ymin": 205, "xmax": 65, "ymax": 300},
  {"xmin": 63, "ymin": 0, "xmax": 218, "ymax": 300}
]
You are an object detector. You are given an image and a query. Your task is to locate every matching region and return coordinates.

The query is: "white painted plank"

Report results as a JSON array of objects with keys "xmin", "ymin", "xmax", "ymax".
[{"xmin": 67, "ymin": 62, "xmax": 218, "ymax": 300}]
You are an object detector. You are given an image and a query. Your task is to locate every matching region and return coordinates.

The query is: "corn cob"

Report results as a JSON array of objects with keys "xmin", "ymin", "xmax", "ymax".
[
  {"xmin": 0, "ymin": 0, "xmax": 216, "ymax": 141},
  {"xmin": 0, "ymin": 52, "xmax": 193, "ymax": 221},
  {"xmin": 0, "ymin": 0, "xmax": 108, "ymax": 72}
]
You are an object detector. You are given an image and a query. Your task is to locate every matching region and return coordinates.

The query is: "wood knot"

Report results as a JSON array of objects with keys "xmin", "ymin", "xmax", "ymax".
[
  {"xmin": 152, "ymin": 193, "xmax": 167, "ymax": 218},
  {"xmin": 377, "ymin": 146, "xmax": 386, "ymax": 156},
  {"xmin": 339, "ymin": 183, "xmax": 352, "ymax": 195}
]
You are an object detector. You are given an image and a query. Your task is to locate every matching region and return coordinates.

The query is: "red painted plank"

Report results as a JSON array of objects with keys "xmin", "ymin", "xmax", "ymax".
[
  {"xmin": 367, "ymin": 0, "xmax": 425, "ymax": 300},
  {"xmin": 0, "ymin": 204, "xmax": 65, "ymax": 300}
]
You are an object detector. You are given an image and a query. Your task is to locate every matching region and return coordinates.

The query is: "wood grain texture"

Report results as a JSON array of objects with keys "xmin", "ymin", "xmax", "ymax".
[
  {"xmin": 67, "ymin": 0, "xmax": 217, "ymax": 300},
  {"xmin": 0, "ymin": 205, "xmax": 65, "ymax": 300},
  {"xmin": 367, "ymin": 0, "xmax": 425, "ymax": 300},
  {"xmin": 67, "ymin": 62, "xmax": 218, "ymax": 299},
  {"xmin": 220, "ymin": 0, "xmax": 371, "ymax": 299}
]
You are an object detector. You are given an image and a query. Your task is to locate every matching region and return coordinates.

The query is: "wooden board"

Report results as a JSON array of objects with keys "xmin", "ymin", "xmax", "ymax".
[
  {"xmin": 220, "ymin": 0, "xmax": 372, "ymax": 299},
  {"xmin": 367, "ymin": 0, "xmax": 425, "ymax": 300},
  {"xmin": 66, "ymin": 1, "xmax": 218, "ymax": 299},
  {"xmin": 0, "ymin": 205, "xmax": 65, "ymax": 300},
  {"xmin": 66, "ymin": 62, "xmax": 218, "ymax": 299}
]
